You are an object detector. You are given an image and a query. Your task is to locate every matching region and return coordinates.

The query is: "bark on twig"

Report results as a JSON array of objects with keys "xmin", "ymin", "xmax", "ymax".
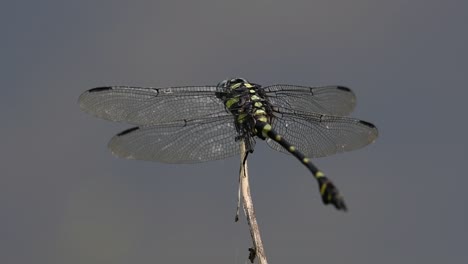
[{"xmin": 239, "ymin": 142, "xmax": 268, "ymax": 264}]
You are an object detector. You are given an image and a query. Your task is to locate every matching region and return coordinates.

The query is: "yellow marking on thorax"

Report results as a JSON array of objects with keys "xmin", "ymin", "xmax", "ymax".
[
  {"xmin": 237, "ymin": 113, "xmax": 247, "ymax": 122},
  {"xmin": 251, "ymin": 95, "xmax": 260, "ymax": 101},
  {"xmin": 254, "ymin": 102, "xmax": 263, "ymax": 107},
  {"xmin": 226, "ymin": 97, "xmax": 239, "ymax": 109},
  {"xmin": 244, "ymin": 83, "xmax": 253, "ymax": 88},
  {"xmin": 230, "ymin": 83, "xmax": 242, "ymax": 89},
  {"xmin": 254, "ymin": 109, "xmax": 266, "ymax": 116}
]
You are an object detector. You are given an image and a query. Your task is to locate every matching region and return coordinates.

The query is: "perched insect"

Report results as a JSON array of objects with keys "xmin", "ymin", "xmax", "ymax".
[{"xmin": 79, "ymin": 78, "xmax": 378, "ymax": 210}]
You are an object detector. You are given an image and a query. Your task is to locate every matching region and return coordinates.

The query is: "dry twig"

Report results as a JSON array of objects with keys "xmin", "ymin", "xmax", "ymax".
[{"xmin": 238, "ymin": 141, "xmax": 268, "ymax": 264}]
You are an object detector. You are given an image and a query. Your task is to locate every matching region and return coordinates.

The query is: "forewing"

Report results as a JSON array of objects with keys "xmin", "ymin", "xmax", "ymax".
[
  {"xmin": 108, "ymin": 116, "xmax": 240, "ymax": 163},
  {"xmin": 263, "ymin": 85, "xmax": 356, "ymax": 116},
  {"xmin": 78, "ymin": 86, "xmax": 228, "ymax": 125},
  {"xmin": 266, "ymin": 111, "xmax": 378, "ymax": 158}
]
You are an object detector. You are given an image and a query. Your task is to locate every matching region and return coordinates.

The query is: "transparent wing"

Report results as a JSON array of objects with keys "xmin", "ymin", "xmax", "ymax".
[
  {"xmin": 266, "ymin": 111, "xmax": 378, "ymax": 158},
  {"xmin": 108, "ymin": 116, "xmax": 241, "ymax": 163},
  {"xmin": 78, "ymin": 86, "xmax": 228, "ymax": 125},
  {"xmin": 262, "ymin": 85, "xmax": 356, "ymax": 116}
]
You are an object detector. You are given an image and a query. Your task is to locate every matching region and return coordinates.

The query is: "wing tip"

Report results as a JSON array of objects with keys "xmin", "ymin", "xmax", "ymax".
[
  {"xmin": 359, "ymin": 120, "xmax": 379, "ymax": 141},
  {"xmin": 108, "ymin": 131, "xmax": 138, "ymax": 160},
  {"xmin": 358, "ymin": 120, "xmax": 376, "ymax": 128},
  {"xmin": 359, "ymin": 120, "xmax": 379, "ymax": 136}
]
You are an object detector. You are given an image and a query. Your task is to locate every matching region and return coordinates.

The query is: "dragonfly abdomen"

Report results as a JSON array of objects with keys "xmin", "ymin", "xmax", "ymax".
[{"xmin": 254, "ymin": 121, "xmax": 348, "ymax": 211}]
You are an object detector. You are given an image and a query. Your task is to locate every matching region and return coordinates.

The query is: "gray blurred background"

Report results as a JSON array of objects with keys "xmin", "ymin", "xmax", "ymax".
[{"xmin": 1, "ymin": 0, "xmax": 467, "ymax": 263}]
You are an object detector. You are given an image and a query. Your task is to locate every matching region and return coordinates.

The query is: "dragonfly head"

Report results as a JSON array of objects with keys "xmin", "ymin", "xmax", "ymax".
[{"xmin": 217, "ymin": 78, "xmax": 249, "ymax": 89}]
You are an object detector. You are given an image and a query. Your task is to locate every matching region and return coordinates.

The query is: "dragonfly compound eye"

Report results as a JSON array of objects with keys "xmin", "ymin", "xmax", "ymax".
[
  {"xmin": 217, "ymin": 79, "xmax": 229, "ymax": 88},
  {"xmin": 227, "ymin": 78, "xmax": 249, "ymax": 89}
]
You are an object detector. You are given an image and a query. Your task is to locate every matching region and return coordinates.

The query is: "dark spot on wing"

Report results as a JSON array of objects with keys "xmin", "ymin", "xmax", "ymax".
[
  {"xmin": 336, "ymin": 86, "xmax": 351, "ymax": 92},
  {"xmin": 117, "ymin": 127, "xmax": 139, "ymax": 136},
  {"xmin": 359, "ymin": 120, "xmax": 376, "ymax": 128},
  {"xmin": 89, "ymin": 87, "xmax": 112, "ymax": 93}
]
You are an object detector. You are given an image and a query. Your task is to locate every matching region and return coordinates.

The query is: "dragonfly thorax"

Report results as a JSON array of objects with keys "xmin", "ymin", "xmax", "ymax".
[{"xmin": 216, "ymin": 78, "xmax": 273, "ymax": 141}]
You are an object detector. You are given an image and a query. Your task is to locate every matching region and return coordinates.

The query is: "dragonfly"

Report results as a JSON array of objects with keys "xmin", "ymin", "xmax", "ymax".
[{"xmin": 78, "ymin": 78, "xmax": 378, "ymax": 211}]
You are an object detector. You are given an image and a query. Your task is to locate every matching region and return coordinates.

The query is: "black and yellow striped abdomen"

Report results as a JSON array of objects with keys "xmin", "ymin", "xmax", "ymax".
[{"xmin": 254, "ymin": 121, "xmax": 347, "ymax": 211}]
